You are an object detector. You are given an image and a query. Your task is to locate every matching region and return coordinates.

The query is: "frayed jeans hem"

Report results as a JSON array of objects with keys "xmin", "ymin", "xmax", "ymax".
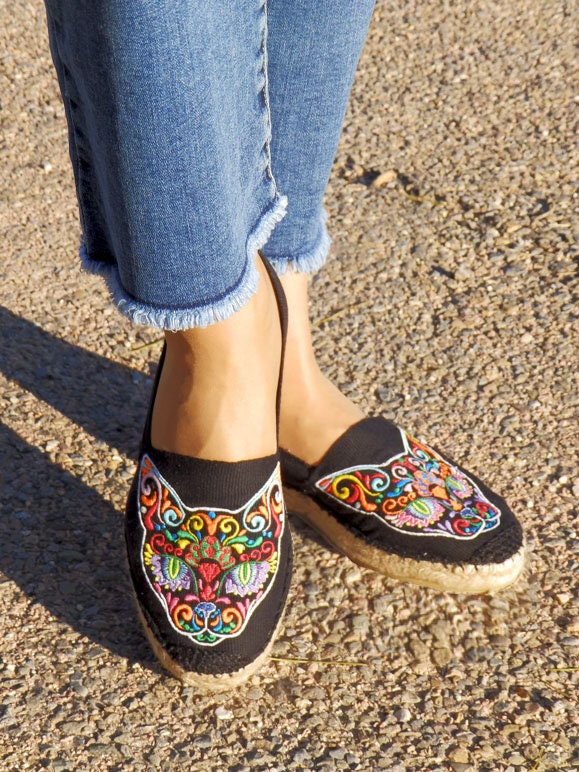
[
  {"xmin": 80, "ymin": 194, "xmax": 288, "ymax": 331},
  {"xmin": 264, "ymin": 210, "xmax": 331, "ymax": 277}
]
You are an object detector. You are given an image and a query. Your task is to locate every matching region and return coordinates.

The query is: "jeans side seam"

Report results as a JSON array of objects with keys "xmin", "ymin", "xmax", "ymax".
[
  {"xmin": 259, "ymin": 0, "xmax": 276, "ymax": 189},
  {"xmin": 47, "ymin": 19, "xmax": 90, "ymax": 244}
]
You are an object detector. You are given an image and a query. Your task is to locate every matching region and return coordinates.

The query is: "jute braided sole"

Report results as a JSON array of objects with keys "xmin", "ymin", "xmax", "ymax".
[
  {"xmin": 285, "ymin": 488, "xmax": 525, "ymax": 595},
  {"xmin": 138, "ymin": 606, "xmax": 285, "ymax": 693}
]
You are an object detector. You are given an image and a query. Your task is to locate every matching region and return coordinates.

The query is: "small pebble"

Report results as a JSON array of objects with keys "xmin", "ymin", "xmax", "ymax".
[{"xmin": 447, "ymin": 747, "xmax": 470, "ymax": 764}]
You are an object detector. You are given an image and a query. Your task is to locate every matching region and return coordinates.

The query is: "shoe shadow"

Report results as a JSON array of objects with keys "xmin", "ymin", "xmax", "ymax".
[
  {"xmin": 0, "ymin": 305, "xmax": 152, "ymax": 460},
  {"xmin": 0, "ymin": 306, "xmax": 158, "ymax": 666},
  {"xmin": 0, "ymin": 421, "xmax": 157, "ymax": 666},
  {"xmin": 287, "ymin": 512, "xmax": 344, "ymax": 557}
]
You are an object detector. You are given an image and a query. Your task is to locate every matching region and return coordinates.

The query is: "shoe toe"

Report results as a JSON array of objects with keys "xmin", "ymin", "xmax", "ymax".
[
  {"xmin": 282, "ymin": 417, "xmax": 525, "ymax": 592},
  {"xmin": 469, "ymin": 517, "xmax": 524, "ymax": 565}
]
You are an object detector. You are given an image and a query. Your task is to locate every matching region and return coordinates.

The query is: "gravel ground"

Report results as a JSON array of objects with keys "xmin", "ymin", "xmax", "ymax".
[{"xmin": 1, "ymin": 1, "xmax": 577, "ymax": 770}]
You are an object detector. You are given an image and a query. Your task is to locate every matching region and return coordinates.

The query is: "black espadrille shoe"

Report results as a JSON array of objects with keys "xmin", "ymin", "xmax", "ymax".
[
  {"xmin": 125, "ymin": 259, "xmax": 292, "ymax": 691},
  {"xmin": 281, "ymin": 418, "xmax": 524, "ymax": 594}
]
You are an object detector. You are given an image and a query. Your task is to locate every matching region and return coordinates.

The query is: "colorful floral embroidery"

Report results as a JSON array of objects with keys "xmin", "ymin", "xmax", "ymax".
[
  {"xmin": 316, "ymin": 431, "xmax": 501, "ymax": 540},
  {"xmin": 138, "ymin": 455, "xmax": 285, "ymax": 646}
]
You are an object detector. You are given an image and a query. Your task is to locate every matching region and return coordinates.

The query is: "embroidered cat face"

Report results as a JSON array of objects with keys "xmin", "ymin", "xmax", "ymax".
[
  {"xmin": 138, "ymin": 455, "xmax": 285, "ymax": 646},
  {"xmin": 316, "ymin": 430, "xmax": 501, "ymax": 540}
]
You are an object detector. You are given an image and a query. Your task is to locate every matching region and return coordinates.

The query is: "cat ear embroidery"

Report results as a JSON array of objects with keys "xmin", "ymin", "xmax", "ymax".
[
  {"xmin": 138, "ymin": 455, "xmax": 285, "ymax": 645},
  {"xmin": 316, "ymin": 431, "xmax": 501, "ymax": 540}
]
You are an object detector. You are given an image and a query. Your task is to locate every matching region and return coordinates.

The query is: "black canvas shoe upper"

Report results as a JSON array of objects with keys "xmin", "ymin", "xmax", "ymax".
[
  {"xmin": 125, "ymin": 447, "xmax": 292, "ymax": 674},
  {"xmin": 281, "ymin": 417, "xmax": 523, "ymax": 567},
  {"xmin": 124, "ymin": 256, "xmax": 292, "ymax": 677}
]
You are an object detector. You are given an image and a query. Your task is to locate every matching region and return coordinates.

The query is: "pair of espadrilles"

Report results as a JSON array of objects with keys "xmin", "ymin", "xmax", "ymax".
[{"xmin": 124, "ymin": 259, "xmax": 525, "ymax": 691}]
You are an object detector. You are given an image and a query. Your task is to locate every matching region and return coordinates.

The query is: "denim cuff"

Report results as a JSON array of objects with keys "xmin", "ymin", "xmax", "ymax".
[
  {"xmin": 80, "ymin": 194, "xmax": 288, "ymax": 331},
  {"xmin": 264, "ymin": 209, "xmax": 331, "ymax": 277}
]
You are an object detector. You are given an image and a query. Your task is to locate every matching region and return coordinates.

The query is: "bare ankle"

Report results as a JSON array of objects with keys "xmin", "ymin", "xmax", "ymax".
[
  {"xmin": 278, "ymin": 270, "xmax": 364, "ymax": 463},
  {"xmin": 151, "ymin": 257, "xmax": 281, "ymax": 461}
]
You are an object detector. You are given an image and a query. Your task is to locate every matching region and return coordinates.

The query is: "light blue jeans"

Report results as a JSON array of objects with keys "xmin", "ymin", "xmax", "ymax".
[{"xmin": 44, "ymin": 0, "xmax": 375, "ymax": 330}]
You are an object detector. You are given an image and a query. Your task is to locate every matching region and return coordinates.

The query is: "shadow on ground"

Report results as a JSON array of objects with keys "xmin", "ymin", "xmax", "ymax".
[
  {"xmin": 0, "ymin": 306, "xmax": 158, "ymax": 667},
  {"xmin": 0, "ymin": 305, "xmax": 150, "ymax": 459}
]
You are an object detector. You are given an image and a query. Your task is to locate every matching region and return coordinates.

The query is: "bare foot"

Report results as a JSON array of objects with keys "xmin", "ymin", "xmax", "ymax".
[
  {"xmin": 279, "ymin": 270, "xmax": 364, "ymax": 465},
  {"xmin": 151, "ymin": 256, "xmax": 281, "ymax": 461}
]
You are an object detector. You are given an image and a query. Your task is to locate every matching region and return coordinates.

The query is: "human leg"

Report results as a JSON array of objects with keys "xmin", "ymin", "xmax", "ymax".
[
  {"xmin": 257, "ymin": 0, "xmax": 375, "ymax": 462},
  {"xmin": 277, "ymin": 270, "xmax": 364, "ymax": 463},
  {"xmin": 43, "ymin": 0, "xmax": 287, "ymax": 459},
  {"xmin": 262, "ymin": 0, "xmax": 376, "ymax": 275},
  {"xmin": 44, "ymin": 0, "xmax": 286, "ymax": 329},
  {"xmin": 262, "ymin": 0, "xmax": 525, "ymax": 591},
  {"xmin": 43, "ymin": 0, "xmax": 292, "ymax": 687},
  {"xmin": 152, "ymin": 255, "xmax": 281, "ymax": 461}
]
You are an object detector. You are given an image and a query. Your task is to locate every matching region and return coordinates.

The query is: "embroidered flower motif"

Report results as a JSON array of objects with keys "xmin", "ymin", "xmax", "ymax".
[
  {"xmin": 189, "ymin": 535, "xmax": 235, "ymax": 570},
  {"xmin": 138, "ymin": 455, "xmax": 285, "ymax": 645},
  {"xmin": 393, "ymin": 496, "xmax": 446, "ymax": 529},
  {"xmin": 316, "ymin": 430, "xmax": 501, "ymax": 540}
]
